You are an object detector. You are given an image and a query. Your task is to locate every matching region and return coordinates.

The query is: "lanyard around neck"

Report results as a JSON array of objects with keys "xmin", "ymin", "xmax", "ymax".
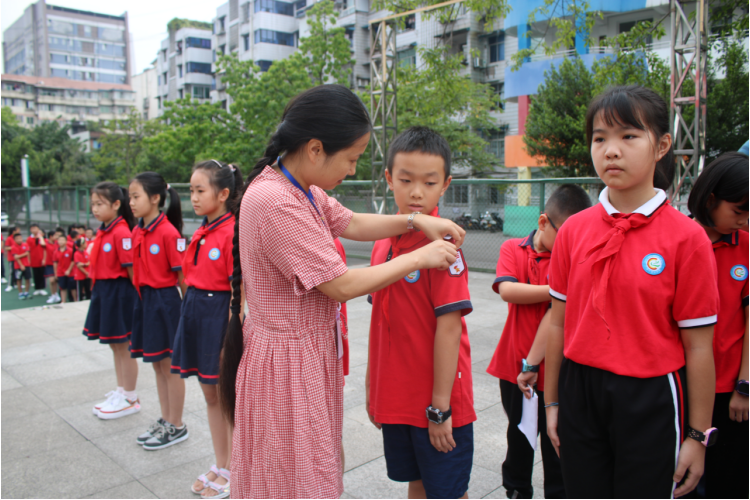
[{"xmin": 278, "ymin": 157, "xmax": 325, "ymax": 225}]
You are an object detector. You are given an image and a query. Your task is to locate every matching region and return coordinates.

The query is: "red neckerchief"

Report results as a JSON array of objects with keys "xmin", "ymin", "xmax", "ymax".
[
  {"xmin": 580, "ymin": 201, "xmax": 669, "ymax": 334},
  {"xmin": 132, "ymin": 212, "xmax": 165, "ymax": 297},
  {"xmin": 89, "ymin": 216, "xmax": 125, "ymax": 288},
  {"xmin": 380, "ymin": 207, "xmax": 438, "ymax": 326},
  {"xmin": 183, "ymin": 213, "xmax": 234, "ymax": 278},
  {"xmin": 521, "ymin": 231, "xmax": 551, "ymax": 287}
]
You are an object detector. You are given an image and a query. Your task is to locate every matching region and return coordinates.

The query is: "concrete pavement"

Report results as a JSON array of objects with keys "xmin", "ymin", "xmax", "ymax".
[{"xmin": 1, "ymin": 270, "xmax": 547, "ymax": 499}]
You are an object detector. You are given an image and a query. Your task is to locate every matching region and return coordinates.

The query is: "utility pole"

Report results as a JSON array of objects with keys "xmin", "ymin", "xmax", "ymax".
[
  {"xmin": 21, "ymin": 154, "xmax": 31, "ymax": 229},
  {"xmin": 670, "ymin": 0, "xmax": 708, "ymax": 202}
]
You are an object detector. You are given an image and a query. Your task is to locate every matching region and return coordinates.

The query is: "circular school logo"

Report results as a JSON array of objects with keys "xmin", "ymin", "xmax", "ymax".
[
  {"xmin": 208, "ymin": 248, "xmax": 221, "ymax": 261},
  {"xmin": 404, "ymin": 270, "xmax": 420, "ymax": 283},
  {"xmin": 642, "ymin": 253, "xmax": 665, "ymax": 275},
  {"xmin": 149, "ymin": 244, "xmax": 160, "ymax": 255},
  {"xmin": 731, "ymin": 265, "xmax": 748, "ymax": 281},
  {"xmin": 103, "ymin": 243, "xmax": 112, "ymax": 252}
]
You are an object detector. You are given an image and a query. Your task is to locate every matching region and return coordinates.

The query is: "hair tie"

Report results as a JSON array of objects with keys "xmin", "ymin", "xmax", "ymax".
[
  {"xmin": 230, "ymin": 304, "xmax": 241, "ymax": 315},
  {"xmin": 211, "ymin": 159, "xmax": 223, "ymax": 168},
  {"xmin": 230, "ymin": 164, "xmax": 236, "ymax": 172},
  {"xmin": 167, "ymin": 184, "xmax": 171, "ymax": 190}
]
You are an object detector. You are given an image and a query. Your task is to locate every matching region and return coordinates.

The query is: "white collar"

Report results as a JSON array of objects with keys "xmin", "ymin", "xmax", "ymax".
[{"xmin": 598, "ymin": 187, "xmax": 667, "ymax": 216}]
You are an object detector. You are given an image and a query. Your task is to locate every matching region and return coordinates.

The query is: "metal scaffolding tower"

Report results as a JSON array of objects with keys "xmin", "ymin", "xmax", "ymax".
[{"xmin": 670, "ymin": 0, "xmax": 708, "ymax": 201}]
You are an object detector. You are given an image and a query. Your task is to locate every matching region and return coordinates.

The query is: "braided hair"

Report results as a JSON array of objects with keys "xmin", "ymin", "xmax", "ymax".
[{"xmin": 219, "ymin": 84, "xmax": 371, "ymax": 424}]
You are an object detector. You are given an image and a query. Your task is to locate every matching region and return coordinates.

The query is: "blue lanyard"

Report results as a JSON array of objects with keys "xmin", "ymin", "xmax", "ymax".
[{"xmin": 278, "ymin": 157, "xmax": 326, "ymax": 225}]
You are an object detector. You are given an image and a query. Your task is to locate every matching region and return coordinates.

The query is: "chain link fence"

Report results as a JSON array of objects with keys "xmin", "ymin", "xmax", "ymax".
[{"xmin": 3, "ymin": 179, "xmax": 613, "ymax": 272}]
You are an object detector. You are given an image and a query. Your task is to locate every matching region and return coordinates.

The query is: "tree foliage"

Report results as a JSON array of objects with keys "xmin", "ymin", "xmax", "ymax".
[{"xmin": 298, "ymin": 0, "xmax": 354, "ymax": 86}]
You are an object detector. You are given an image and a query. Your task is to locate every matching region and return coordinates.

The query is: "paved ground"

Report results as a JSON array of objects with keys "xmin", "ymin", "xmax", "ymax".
[{"xmin": 1, "ymin": 270, "xmax": 547, "ymax": 499}]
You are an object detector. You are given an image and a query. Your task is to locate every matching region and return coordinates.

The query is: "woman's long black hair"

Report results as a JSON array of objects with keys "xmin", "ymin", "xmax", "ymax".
[
  {"xmin": 219, "ymin": 84, "xmax": 371, "ymax": 424},
  {"xmin": 132, "ymin": 172, "xmax": 184, "ymax": 235},
  {"xmin": 91, "ymin": 181, "xmax": 136, "ymax": 230},
  {"xmin": 585, "ymin": 85, "xmax": 675, "ymax": 191}
]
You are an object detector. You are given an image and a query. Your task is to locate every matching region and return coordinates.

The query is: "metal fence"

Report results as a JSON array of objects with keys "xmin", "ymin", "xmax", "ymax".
[{"xmin": 2, "ymin": 178, "xmax": 608, "ymax": 272}]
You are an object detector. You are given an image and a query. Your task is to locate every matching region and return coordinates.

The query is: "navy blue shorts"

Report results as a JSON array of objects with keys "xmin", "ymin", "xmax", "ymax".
[
  {"xmin": 44, "ymin": 265, "xmax": 54, "ymax": 278},
  {"xmin": 57, "ymin": 275, "xmax": 75, "ymax": 290},
  {"xmin": 382, "ymin": 423, "xmax": 474, "ymax": 499},
  {"xmin": 130, "ymin": 285, "xmax": 182, "ymax": 362},
  {"xmin": 83, "ymin": 278, "xmax": 136, "ymax": 344},
  {"xmin": 171, "ymin": 287, "xmax": 230, "ymax": 384},
  {"xmin": 14, "ymin": 268, "xmax": 31, "ymax": 281}
]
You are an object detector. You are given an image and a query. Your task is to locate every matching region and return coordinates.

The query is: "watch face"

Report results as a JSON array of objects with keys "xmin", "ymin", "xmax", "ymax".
[
  {"xmin": 706, "ymin": 428, "xmax": 719, "ymax": 447},
  {"xmin": 738, "ymin": 381, "xmax": 749, "ymax": 396}
]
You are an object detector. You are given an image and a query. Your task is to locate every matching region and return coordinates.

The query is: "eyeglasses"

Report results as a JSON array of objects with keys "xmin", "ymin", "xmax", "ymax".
[{"xmin": 544, "ymin": 213, "xmax": 558, "ymax": 231}]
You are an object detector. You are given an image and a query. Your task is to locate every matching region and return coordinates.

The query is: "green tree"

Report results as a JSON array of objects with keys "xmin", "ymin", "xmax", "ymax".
[
  {"xmin": 92, "ymin": 109, "xmax": 157, "ymax": 184},
  {"xmin": 299, "ymin": 0, "xmax": 355, "ymax": 86}
]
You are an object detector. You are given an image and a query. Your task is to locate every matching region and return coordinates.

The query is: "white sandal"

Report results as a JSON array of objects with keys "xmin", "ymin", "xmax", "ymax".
[
  {"xmin": 191, "ymin": 465, "xmax": 220, "ymax": 495},
  {"xmin": 201, "ymin": 468, "xmax": 230, "ymax": 499}
]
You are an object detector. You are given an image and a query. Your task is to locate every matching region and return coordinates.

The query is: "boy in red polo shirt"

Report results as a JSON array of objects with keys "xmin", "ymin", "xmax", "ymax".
[
  {"xmin": 367, "ymin": 127, "xmax": 475, "ymax": 499},
  {"xmin": 487, "ymin": 184, "xmax": 591, "ymax": 499},
  {"xmin": 11, "ymin": 232, "xmax": 32, "ymax": 300},
  {"xmin": 28, "ymin": 224, "xmax": 49, "ymax": 296}
]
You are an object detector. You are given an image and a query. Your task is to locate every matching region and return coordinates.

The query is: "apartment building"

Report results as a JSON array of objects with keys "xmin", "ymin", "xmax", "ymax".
[
  {"xmin": 2, "ymin": 0, "xmax": 131, "ymax": 85},
  {"xmin": 155, "ymin": 20, "xmax": 214, "ymax": 115},
  {"xmin": 132, "ymin": 63, "xmax": 159, "ymax": 121},
  {"xmin": 1, "ymin": 73, "xmax": 135, "ymax": 128}
]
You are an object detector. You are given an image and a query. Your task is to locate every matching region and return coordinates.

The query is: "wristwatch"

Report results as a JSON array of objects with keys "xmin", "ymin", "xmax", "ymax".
[
  {"xmin": 426, "ymin": 405, "xmax": 451, "ymax": 424},
  {"xmin": 522, "ymin": 358, "xmax": 540, "ymax": 373},
  {"xmin": 736, "ymin": 380, "xmax": 749, "ymax": 397},
  {"xmin": 686, "ymin": 426, "xmax": 719, "ymax": 447},
  {"xmin": 407, "ymin": 212, "xmax": 421, "ymax": 231}
]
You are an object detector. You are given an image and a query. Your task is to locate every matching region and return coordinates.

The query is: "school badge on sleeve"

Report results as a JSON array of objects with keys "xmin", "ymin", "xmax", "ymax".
[
  {"xmin": 449, "ymin": 250, "xmax": 466, "ymax": 277},
  {"xmin": 122, "ymin": 238, "xmax": 132, "ymax": 250},
  {"xmin": 177, "ymin": 238, "xmax": 186, "ymax": 252}
]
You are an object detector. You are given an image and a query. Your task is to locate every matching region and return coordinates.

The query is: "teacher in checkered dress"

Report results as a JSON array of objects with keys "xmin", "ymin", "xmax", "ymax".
[{"xmin": 219, "ymin": 85, "xmax": 466, "ymax": 498}]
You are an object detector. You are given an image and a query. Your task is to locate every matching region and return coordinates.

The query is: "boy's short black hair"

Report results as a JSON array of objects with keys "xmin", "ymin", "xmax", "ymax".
[
  {"xmin": 387, "ymin": 126, "xmax": 451, "ymax": 179},
  {"xmin": 545, "ymin": 184, "xmax": 593, "ymax": 224},
  {"xmin": 6, "ymin": 226, "xmax": 16, "ymax": 235},
  {"xmin": 30, "ymin": 223, "xmax": 39, "ymax": 230},
  {"xmin": 48, "ymin": 230, "xmax": 57, "ymax": 238},
  {"xmin": 13, "ymin": 232, "xmax": 22, "ymax": 239},
  {"xmin": 688, "ymin": 152, "xmax": 749, "ymax": 227}
]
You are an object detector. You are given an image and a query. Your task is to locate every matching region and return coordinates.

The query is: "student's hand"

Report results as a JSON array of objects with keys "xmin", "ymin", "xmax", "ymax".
[
  {"xmin": 517, "ymin": 371, "xmax": 538, "ymax": 399},
  {"xmin": 673, "ymin": 438, "xmax": 705, "ymax": 497},
  {"xmin": 729, "ymin": 391, "xmax": 749, "ymax": 422},
  {"xmin": 414, "ymin": 215, "xmax": 466, "ymax": 248},
  {"xmin": 546, "ymin": 406, "xmax": 560, "ymax": 457},
  {"xmin": 65, "ymin": 270, "xmax": 70, "ymax": 276},
  {"xmin": 19, "ymin": 265, "xmax": 25, "ymax": 271},
  {"xmin": 414, "ymin": 240, "xmax": 457, "ymax": 271},
  {"xmin": 428, "ymin": 416, "xmax": 456, "ymax": 453}
]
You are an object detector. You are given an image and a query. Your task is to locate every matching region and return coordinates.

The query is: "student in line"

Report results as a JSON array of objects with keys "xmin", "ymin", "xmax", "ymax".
[
  {"xmin": 45, "ymin": 229, "xmax": 61, "ymax": 303},
  {"xmin": 687, "ymin": 152, "xmax": 749, "ymax": 499},
  {"xmin": 74, "ymin": 238, "xmax": 91, "ymax": 301},
  {"xmin": 367, "ymin": 127, "xmax": 475, "ymax": 499},
  {"xmin": 220, "ymin": 85, "xmax": 464, "ymax": 498},
  {"xmin": 544, "ymin": 85, "xmax": 719, "ymax": 498},
  {"xmin": 487, "ymin": 184, "xmax": 591, "ymax": 499},
  {"xmin": 27, "ymin": 224, "xmax": 48, "ymax": 296},
  {"xmin": 4, "ymin": 226, "xmax": 19, "ymax": 292},
  {"xmin": 11, "ymin": 232, "xmax": 32, "ymax": 300},
  {"xmin": 53, "ymin": 233, "xmax": 76, "ymax": 303}
]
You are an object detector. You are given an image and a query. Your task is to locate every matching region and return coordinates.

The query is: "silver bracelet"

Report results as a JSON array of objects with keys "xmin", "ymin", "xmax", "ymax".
[{"xmin": 544, "ymin": 402, "xmax": 559, "ymax": 408}]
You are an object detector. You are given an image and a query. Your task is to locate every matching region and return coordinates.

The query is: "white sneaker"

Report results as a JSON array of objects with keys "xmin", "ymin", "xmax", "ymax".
[
  {"xmin": 97, "ymin": 392, "xmax": 141, "ymax": 420},
  {"xmin": 33, "ymin": 290, "xmax": 41, "ymax": 295},
  {"xmin": 51, "ymin": 294, "xmax": 61, "ymax": 303},
  {"xmin": 46, "ymin": 295, "xmax": 57, "ymax": 304},
  {"xmin": 4, "ymin": 286, "xmax": 13, "ymax": 292},
  {"xmin": 38, "ymin": 290, "xmax": 48, "ymax": 296},
  {"xmin": 1, "ymin": 277, "xmax": 6, "ymax": 283},
  {"xmin": 92, "ymin": 390, "xmax": 118, "ymax": 415}
]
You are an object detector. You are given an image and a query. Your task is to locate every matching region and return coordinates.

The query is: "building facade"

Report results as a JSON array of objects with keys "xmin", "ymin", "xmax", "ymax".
[
  {"xmin": 155, "ymin": 21, "xmax": 214, "ymax": 115},
  {"xmin": 132, "ymin": 63, "xmax": 159, "ymax": 121},
  {"xmin": 2, "ymin": 0, "xmax": 132, "ymax": 85},
  {"xmin": 1, "ymin": 73, "xmax": 135, "ymax": 128}
]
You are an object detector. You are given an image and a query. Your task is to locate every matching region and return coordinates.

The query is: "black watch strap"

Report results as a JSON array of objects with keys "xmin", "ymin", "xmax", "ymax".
[
  {"xmin": 736, "ymin": 380, "xmax": 749, "ymax": 396},
  {"xmin": 426, "ymin": 405, "xmax": 452, "ymax": 424}
]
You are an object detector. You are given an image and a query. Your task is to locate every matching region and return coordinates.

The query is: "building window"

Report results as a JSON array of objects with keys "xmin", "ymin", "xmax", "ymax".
[
  {"xmin": 255, "ymin": 0, "xmax": 295, "ymax": 16},
  {"xmin": 218, "ymin": 16, "xmax": 226, "ymax": 33},
  {"xmin": 619, "ymin": 19, "xmax": 653, "ymax": 45},
  {"xmin": 489, "ymin": 33, "xmax": 505, "ymax": 63},
  {"xmin": 242, "ymin": 2, "xmax": 251, "ymax": 21},
  {"xmin": 179, "ymin": 89, "xmax": 184, "ymax": 99},
  {"xmin": 486, "ymin": 130, "xmax": 505, "ymax": 161},
  {"xmin": 491, "ymin": 82, "xmax": 504, "ymax": 110},
  {"xmin": 192, "ymin": 86, "xmax": 211, "ymax": 99},
  {"xmin": 25, "ymin": 116, "xmax": 33, "ymax": 125},
  {"xmin": 162, "ymin": 49, "xmax": 167, "ymax": 62},
  {"xmin": 178, "ymin": 65, "xmax": 183, "ymax": 78},
  {"xmin": 256, "ymin": 60, "xmax": 273, "ymax": 72},
  {"xmin": 186, "ymin": 62, "xmax": 213, "ymax": 74},
  {"xmin": 186, "ymin": 37, "xmax": 212, "ymax": 49},
  {"xmin": 243, "ymin": 34, "xmax": 250, "ymax": 51},
  {"xmin": 254, "ymin": 29, "xmax": 295, "ymax": 46},
  {"xmin": 157, "ymin": 97, "xmax": 161, "ymax": 109},
  {"xmin": 100, "ymin": 106, "xmax": 112, "ymax": 114},
  {"xmin": 345, "ymin": 27, "xmax": 354, "ymax": 48},
  {"xmin": 162, "ymin": 72, "xmax": 168, "ymax": 84},
  {"xmin": 444, "ymin": 185, "xmax": 469, "ymax": 205},
  {"xmin": 397, "ymin": 14, "xmax": 415, "ymax": 32},
  {"xmin": 398, "ymin": 47, "xmax": 416, "ymax": 67}
]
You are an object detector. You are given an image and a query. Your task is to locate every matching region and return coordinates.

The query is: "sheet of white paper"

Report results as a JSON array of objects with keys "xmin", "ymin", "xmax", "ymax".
[{"xmin": 517, "ymin": 391, "xmax": 539, "ymax": 450}]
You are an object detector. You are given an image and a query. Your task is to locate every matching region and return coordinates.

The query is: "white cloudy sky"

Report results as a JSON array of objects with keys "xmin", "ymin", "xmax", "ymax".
[{"xmin": 1, "ymin": 0, "xmax": 218, "ymax": 75}]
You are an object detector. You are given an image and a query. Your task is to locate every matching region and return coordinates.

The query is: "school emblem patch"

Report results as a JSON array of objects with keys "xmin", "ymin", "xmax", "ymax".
[
  {"xmin": 208, "ymin": 248, "xmax": 221, "ymax": 261},
  {"xmin": 405, "ymin": 270, "xmax": 420, "ymax": 283},
  {"xmin": 149, "ymin": 244, "xmax": 160, "ymax": 255},
  {"xmin": 177, "ymin": 238, "xmax": 186, "ymax": 252},
  {"xmin": 103, "ymin": 243, "xmax": 112, "ymax": 252},
  {"xmin": 449, "ymin": 250, "xmax": 466, "ymax": 277},
  {"xmin": 642, "ymin": 253, "xmax": 665, "ymax": 275},
  {"xmin": 122, "ymin": 238, "xmax": 131, "ymax": 250},
  {"xmin": 731, "ymin": 265, "xmax": 748, "ymax": 281}
]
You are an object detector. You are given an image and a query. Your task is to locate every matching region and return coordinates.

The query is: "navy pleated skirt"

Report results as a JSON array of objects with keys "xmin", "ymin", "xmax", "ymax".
[
  {"xmin": 170, "ymin": 287, "xmax": 231, "ymax": 384},
  {"xmin": 130, "ymin": 285, "xmax": 182, "ymax": 362},
  {"xmin": 83, "ymin": 278, "xmax": 136, "ymax": 344}
]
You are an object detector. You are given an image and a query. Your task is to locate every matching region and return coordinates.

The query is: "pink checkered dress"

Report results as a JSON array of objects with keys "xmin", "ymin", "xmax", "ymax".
[{"xmin": 231, "ymin": 167, "xmax": 352, "ymax": 499}]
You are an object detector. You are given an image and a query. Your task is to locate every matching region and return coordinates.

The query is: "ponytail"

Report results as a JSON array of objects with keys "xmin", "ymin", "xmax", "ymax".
[
  {"xmin": 192, "ymin": 160, "xmax": 245, "ymax": 215},
  {"xmin": 132, "ymin": 172, "xmax": 183, "ymax": 236},
  {"xmin": 219, "ymin": 84, "xmax": 371, "ymax": 424},
  {"xmin": 92, "ymin": 182, "xmax": 135, "ymax": 230}
]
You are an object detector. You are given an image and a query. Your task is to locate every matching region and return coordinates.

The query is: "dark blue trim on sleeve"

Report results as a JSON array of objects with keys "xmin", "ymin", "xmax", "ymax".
[
  {"xmin": 171, "ymin": 266, "xmax": 182, "ymax": 272},
  {"xmin": 492, "ymin": 276, "xmax": 518, "ymax": 293},
  {"xmin": 743, "ymin": 295, "xmax": 748, "ymax": 308},
  {"xmin": 367, "ymin": 294, "xmax": 373, "ymax": 305},
  {"xmin": 121, "ymin": 263, "xmax": 133, "ymax": 268},
  {"xmin": 228, "ymin": 275, "xmax": 233, "ymax": 282},
  {"xmin": 435, "ymin": 300, "xmax": 473, "ymax": 317}
]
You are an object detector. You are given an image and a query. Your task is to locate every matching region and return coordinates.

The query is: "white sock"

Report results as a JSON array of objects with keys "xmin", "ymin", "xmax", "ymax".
[
  {"xmin": 123, "ymin": 390, "xmax": 137, "ymax": 401},
  {"xmin": 117, "ymin": 386, "xmax": 125, "ymax": 394}
]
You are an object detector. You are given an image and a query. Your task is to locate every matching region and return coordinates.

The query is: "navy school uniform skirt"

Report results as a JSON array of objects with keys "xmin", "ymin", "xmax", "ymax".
[
  {"xmin": 130, "ymin": 285, "xmax": 182, "ymax": 362},
  {"xmin": 171, "ymin": 287, "xmax": 231, "ymax": 385},
  {"xmin": 83, "ymin": 277, "xmax": 136, "ymax": 344}
]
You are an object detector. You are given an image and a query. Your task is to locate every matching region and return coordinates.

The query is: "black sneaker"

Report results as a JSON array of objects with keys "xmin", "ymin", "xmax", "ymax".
[
  {"xmin": 142, "ymin": 421, "xmax": 189, "ymax": 450},
  {"xmin": 136, "ymin": 418, "xmax": 166, "ymax": 445}
]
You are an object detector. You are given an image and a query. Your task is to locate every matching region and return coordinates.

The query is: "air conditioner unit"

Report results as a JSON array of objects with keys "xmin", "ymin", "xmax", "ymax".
[{"xmin": 472, "ymin": 57, "xmax": 487, "ymax": 69}]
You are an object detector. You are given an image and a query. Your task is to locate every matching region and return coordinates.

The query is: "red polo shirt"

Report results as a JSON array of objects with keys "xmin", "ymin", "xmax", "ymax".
[
  {"xmin": 53, "ymin": 247, "xmax": 73, "ymax": 277},
  {"xmin": 132, "ymin": 212, "xmax": 184, "ymax": 289},
  {"xmin": 487, "ymin": 231, "xmax": 551, "ymax": 390},
  {"xmin": 368, "ymin": 230, "xmax": 476, "ymax": 429},
  {"xmin": 549, "ymin": 188, "xmax": 720, "ymax": 378},
  {"xmin": 334, "ymin": 238, "xmax": 349, "ymax": 376},
  {"xmin": 11, "ymin": 242, "xmax": 30, "ymax": 269},
  {"xmin": 74, "ymin": 251, "xmax": 90, "ymax": 281},
  {"xmin": 5, "ymin": 236, "xmax": 16, "ymax": 262},
  {"xmin": 27, "ymin": 235, "xmax": 46, "ymax": 267},
  {"xmin": 45, "ymin": 239, "xmax": 56, "ymax": 267},
  {"xmin": 712, "ymin": 230, "xmax": 749, "ymax": 392},
  {"xmin": 90, "ymin": 217, "xmax": 133, "ymax": 282},
  {"xmin": 182, "ymin": 213, "xmax": 234, "ymax": 291}
]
